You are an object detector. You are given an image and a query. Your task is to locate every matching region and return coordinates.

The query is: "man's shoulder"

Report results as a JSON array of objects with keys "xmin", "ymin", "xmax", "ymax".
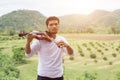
[
  {"xmin": 55, "ymin": 35, "xmax": 67, "ymax": 42},
  {"xmin": 32, "ymin": 39, "xmax": 40, "ymax": 43}
]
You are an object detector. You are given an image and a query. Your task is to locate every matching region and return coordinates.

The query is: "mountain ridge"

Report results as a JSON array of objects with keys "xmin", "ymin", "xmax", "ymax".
[{"xmin": 0, "ymin": 9, "xmax": 120, "ymax": 34}]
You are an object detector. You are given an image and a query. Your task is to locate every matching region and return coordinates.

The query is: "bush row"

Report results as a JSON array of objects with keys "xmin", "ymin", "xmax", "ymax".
[
  {"xmin": 0, "ymin": 36, "xmax": 24, "ymax": 41},
  {"xmin": 0, "ymin": 53, "xmax": 20, "ymax": 80}
]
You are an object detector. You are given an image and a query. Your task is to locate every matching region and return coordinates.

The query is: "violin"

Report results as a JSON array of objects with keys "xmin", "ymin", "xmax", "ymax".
[{"xmin": 18, "ymin": 31, "xmax": 53, "ymax": 42}]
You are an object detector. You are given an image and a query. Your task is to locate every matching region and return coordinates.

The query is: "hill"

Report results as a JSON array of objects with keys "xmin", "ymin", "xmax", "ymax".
[
  {"xmin": 0, "ymin": 10, "xmax": 46, "ymax": 33},
  {"xmin": 0, "ymin": 9, "xmax": 120, "ymax": 34},
  {"xmin": 59, "ymin": 9, "xmax": 120, "ymax": 33}
]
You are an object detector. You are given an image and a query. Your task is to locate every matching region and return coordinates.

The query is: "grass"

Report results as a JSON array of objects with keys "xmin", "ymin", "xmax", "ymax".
[
  {"xmin": 18, "ymin": 55, "xmax": 38, "ymax": 80},
  {"xmin": 0, "ymin": 34, "xmax": 120, "ymax": 80}
]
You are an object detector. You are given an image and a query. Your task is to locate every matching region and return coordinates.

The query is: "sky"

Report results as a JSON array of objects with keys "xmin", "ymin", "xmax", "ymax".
[{"xmin": 0, "ymin": 0, "xmax": 120, "ymax": 17}]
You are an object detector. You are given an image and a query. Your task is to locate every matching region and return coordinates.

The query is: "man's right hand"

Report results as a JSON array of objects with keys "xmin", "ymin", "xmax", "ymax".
[
  {"xmin": 35, "ymin": 32, "xmax": 53, "ymax": 42},
  {"xmin": 27, "ymin": 32, "xmax": 53, "ymax": 42},
  {"xmin": 26, "ymin": 33, "xmax": 36, "ymax": 43}
]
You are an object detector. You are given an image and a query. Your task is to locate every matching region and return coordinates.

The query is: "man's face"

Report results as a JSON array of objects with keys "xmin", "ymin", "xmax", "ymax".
[{"xmin": 47, "ymin": 20, "xmax": 59, "ymax": 34}]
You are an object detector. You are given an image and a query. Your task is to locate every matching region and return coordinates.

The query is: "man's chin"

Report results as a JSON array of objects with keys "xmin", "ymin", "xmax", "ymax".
[{"xmin": 51, "ymin": 31, "xmax": 57, "ymax": 34}]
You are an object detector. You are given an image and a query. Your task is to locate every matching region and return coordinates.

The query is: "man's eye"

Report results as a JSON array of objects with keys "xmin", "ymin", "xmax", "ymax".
[
  {"xmin": 49, "ymin": 23, "xmax": 58, "ymax": 26},
  {"xmin": 49, "ymin": 24, "xmax": 53, "ymax": 26},
  {"xmin": 54, "ymin": 23, "xmax": 58, "ymax": 26}
]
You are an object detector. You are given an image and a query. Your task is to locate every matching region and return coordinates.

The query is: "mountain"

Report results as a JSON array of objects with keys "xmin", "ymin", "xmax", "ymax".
[
  {"xmin": 0, "ymin": 9, "xmax": 120, "ymax": 34},
  {"xmin": 59, "ymin": 9, "xmax": 120, "ymax": 33},
  {"xmin": 88, "ymin": 9, "xmax": 120, "ymax": 27},
  {"xmin": 0, "ymin": 10, "xmax": 46, "ymax": 32}
]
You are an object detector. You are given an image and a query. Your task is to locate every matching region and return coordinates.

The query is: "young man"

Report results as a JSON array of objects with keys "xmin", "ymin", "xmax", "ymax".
[{"xmin": 25, "ymin": 16, "xmax": 74, "ymax": 80}]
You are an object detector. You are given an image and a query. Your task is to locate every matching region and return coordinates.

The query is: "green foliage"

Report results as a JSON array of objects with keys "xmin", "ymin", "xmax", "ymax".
[
  {"xmin": 80, "ymin": 53, "xmax": 85, "ymax": 57},
  {"xmin": 83, "ymin": 71, "xmax": 97, "ymax": 80},
  {"xmin": 0, "ymin": 53, "xmax": 20, "ymax": 79},
  {"xmin": 87, "ymin": 48, "xmax": 91, "ymax": 51},
  {"xmin": 82, "ymin": 43, "xmax": 87, "ymax": 47},
  {"xmin": 0, "ymin": 36, "xmax": 20, "ymax": 41},
  {"xmin": 90, "ymin": 54, "xmax": 97, "ymax": 59},
  {"xmin": 4, "ymin": 65, "xmax": 20, "ymax": 78},
  {"xmin": 1, "ymin": 35, "xmax": 120, "ymax": 80},
  {"xmin": 116, "ymin": 71, "xmax": 120, "ymax": 80},
  {"xmin": 97, "ymin": 49, "xmax": 102, "ymax": 52},
  {"xmin": 109, "ymin": 61, "xmax": 113, "ymax": 65},
  {"xmin": 103, "ymin": 57, "xmax": 108, "ymax": 61},
  {"xmin": 77, "ymin": 45, "xmax": 85, "ymax": 57},
  {"xmin": 69, "ymin": 56, "xmax": 74, "ymax": 60},
  {"xmin": 6, "ymin": 29, "xmax": 16, "ymax": 36},
  {"xmin": 105, "ymin": 48, "xmax": 108, "ymax": 51},
  {"xmin": 112, "ymin": 53, "xmax": 117, "ymax": 57},
  {"xmin": 116, "ymin": 48, "xmax": 119, "ymax": 51},
  {"xmin": 94, "ymin": 60, "xmax": 98, "ymax": 63},
  {"xmin": 100, "ymin": 52, "xmax": 104, "ymax": 55},
  {"xmin": 0, "ymin": 77, "xmax": 20, "ymax": 80},
  {"xmin": 0, "ymin": 10, "xmax": 46, "ymax": 35},
  {"xmin": 12, "ymin": 47, "xmax": 26, "ymax": 64}
]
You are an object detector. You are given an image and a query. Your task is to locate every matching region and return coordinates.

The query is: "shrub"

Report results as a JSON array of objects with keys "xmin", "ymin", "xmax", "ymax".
[
  {"xmin": 0, "ymin": 53, "xmax": 11, "ymax": 68},
  {"xmin": 97, "ymin": 49, "xmax": 102, "ymax": 52},
  {"xmin": 12, "ymin": 47, "xmax": 26, "ymax": 64},
  {"xmin": 116, "ymin": 48, "xmax": 119, "ymax": 51},
  {"xmin": 103, "ymin": 57, "xmax": 107, "ymax": 61},
  {"xmin": 90, "ymin": 54, "xmax": 96, "ymax": 59},
  {"xmin": 105, "ymin": 48, "xmax": 108, "ymax": 51},
  {"xmin": 102, "ymin": 43, "xmax": 105, "ymax": 45},
  {"xmin": 89, "ymin": 42, "xmax": 95, "ymax": 47},
  {"xmin": 4, "ymin": 65, "xmax": 20, "ymax": 78},
  {"xmin": 87, "ymin": 48, "xmax": 91, "ymax": 51},
  {"xmin": 82, "ymin": 43, "xmax": 87, "ymax": 47},
  {"xmin": 83, "ymin": 71, "xmax": 97, "ymax": 80},
  {"xmin": 116, "ymin": 71, "xmax": 120, "ymax": 80},
  {"xmin": 94, "ymin": 60, "xmax": 98, "ymax": 63},
  {"xmin": 101, "ymin": 52, "xmax": 104, "ymax": 55},
  {"xmin": 112, "ymin": 53, "xmax": 117, "ymax": 57},
  {"xmin": 0, "ymin": 53, "xmax": 20, "ymax": 79},
  {"xmin": 79, "ymin": 50, "xmax": 83, "ymax": 53},
  {"xmin": 77, "ymin": 45, "xmax": 83, "ymax": 52},
  {"xmin": 109, "ymin": 61, "xmax": 113, "ymax": 65},
  {"xmin": 69, "ymin": 56, "xmax": 74, "ymax": 60},
  {"xmin": 80, "ymin": 53, "xmax": 85, "ymax": 57}
]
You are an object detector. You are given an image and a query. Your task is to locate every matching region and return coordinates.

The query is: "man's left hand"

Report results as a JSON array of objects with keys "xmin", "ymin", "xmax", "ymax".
[{"xmin": 56, "ymin": 41, "xmax": 68, "ymax": 48}]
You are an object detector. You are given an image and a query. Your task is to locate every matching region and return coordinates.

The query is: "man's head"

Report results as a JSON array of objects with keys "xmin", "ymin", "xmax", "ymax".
[{"xmin": 46, "ymin": 16, "xmax": 59, "ymax": 34}]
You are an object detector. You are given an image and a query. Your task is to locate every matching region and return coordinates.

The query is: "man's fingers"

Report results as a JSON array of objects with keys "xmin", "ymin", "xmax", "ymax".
[{"xmin": 56, "ymin": 41, "xmax": 65, "ymax": 48}]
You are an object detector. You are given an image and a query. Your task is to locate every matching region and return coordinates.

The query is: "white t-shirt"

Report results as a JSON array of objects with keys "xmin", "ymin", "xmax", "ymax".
[{"xmin": 25, "ymin": 35, "xmax": 72, "ymax": 78}]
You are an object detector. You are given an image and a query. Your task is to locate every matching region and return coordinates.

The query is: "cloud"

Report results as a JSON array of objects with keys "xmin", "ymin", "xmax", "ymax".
[{"xmin": 0, "ymin": 0, "xmax": 120, "ymax": 17}]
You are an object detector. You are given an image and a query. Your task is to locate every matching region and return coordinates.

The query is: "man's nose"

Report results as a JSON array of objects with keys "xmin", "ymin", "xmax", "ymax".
[{"xmin": 52, "ymin": 24, "xmax": 57, "ymax": 27}]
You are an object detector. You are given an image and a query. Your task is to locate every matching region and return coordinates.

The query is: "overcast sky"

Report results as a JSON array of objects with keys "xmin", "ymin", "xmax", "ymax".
[{"xmin": 0, "ymin": 0, "xmax": 120, "ymax": 17}]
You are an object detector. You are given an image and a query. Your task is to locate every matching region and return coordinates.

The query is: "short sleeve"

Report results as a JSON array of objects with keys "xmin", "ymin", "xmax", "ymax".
[{"xmin": 25, "ymin": 39, "xmax": 41, "ymax": 57}]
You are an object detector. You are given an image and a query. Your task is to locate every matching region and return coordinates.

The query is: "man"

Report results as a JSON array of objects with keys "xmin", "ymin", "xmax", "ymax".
[{"xmin": 25, "ymin": 16, "xmax": 74, "ymax": 80}]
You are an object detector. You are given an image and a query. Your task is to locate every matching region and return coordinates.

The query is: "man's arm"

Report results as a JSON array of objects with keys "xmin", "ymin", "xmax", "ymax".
[
  {"xmin": 65, "ymin": 44, "xmax": 74, "ymax": 55},
  {"xmin": 25, "ymin": 32, "xmax": 52, "ymax": 54},
  {"xmin": 25, "ymin": 41, "xmax": 31, "ymax": 54},
  {"xmin": 25, "ymin": 33, "xmax": 35, "ymax": 54}
]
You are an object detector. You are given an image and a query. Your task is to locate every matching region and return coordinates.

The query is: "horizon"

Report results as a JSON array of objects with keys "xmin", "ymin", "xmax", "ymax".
[{"xmin": 0, "ymin": 0, "xmax": 120, "ymax": 17}]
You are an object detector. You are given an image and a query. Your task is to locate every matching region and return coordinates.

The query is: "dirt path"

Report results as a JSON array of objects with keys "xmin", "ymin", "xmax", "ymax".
[{"xmin": 65, "ymin": 35, "xmax": 120, "ymax": 40}]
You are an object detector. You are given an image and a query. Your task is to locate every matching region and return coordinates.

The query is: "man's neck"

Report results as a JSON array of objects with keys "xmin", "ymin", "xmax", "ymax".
[{"xmin": 51, "ymin": 34, "xmax": 56, "ymax": 39}]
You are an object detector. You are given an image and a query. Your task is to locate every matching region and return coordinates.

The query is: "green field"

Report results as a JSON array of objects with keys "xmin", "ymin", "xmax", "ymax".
[{"xmin": 0, "ymin": 34, "xmax": 120, "ymax": 80}]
